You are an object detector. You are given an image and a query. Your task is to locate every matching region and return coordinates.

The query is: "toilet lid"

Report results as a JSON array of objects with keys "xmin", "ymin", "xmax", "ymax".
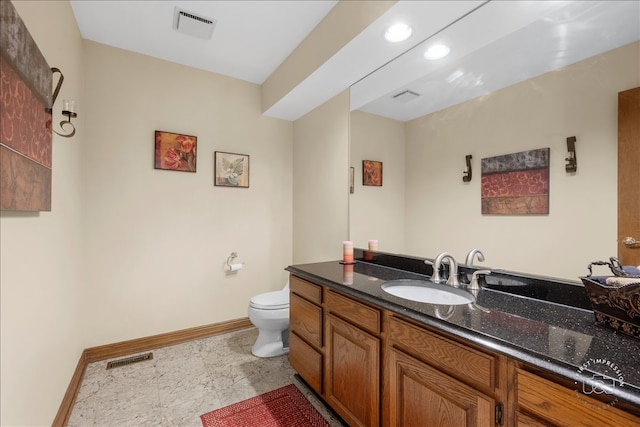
[{"xmin": 250, "ymin": 290, "xmax": 289, "ymax": 310}]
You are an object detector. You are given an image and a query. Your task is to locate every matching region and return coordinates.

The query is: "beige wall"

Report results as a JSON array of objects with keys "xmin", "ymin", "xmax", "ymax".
[
  {"xmin": 1, "ymin": 2, "xmax": 294, "ymax": 425},
  {"xmin": 402, "ymin": 42, "xmax": 640, "ymax": 279},
  {"xmin": 81, "ymin": 41, "xmax": 293, "ymax": 346},
  {"xmin": 0, "ymin": 3, "xmax": 351, "ymax": 424},
  {"xmin": 350, "ymin": 111, "xmax": 405, "ymax": 253},
  {"xmin": 293, "ymin": 90, "xmax": 350, "ymax": 264},
  {"xmin": 1, "ymin": 1, "xmax": 85, "ymax": 425}
]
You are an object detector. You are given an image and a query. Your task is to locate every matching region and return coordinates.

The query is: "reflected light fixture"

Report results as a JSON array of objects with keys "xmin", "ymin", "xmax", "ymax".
[
  {"xmin": 385, "ymin": 23, "xmax": 412, "ymax": 42},
  {"xmin": 47, "ymin": 67, "xmax": 77, "ymax": 138},
  {"xmin": 424, "ymin": 44, "xmax": 450, "ymax": 60}
]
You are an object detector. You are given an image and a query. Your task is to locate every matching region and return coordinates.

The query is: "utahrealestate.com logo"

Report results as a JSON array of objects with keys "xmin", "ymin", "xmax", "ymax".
[{"xmin": 574, "ymin": 358, "xmax": 625, "ymax": 409}]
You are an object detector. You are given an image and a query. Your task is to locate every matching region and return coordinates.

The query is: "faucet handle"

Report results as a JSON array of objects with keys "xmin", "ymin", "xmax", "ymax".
[
  {"xmin": 424, "ymin": 259, "xmax": 443, "ymax": 283},
  {"xmin": 469, "ymin": 269, "xmax": 492, "ymax": 291}
]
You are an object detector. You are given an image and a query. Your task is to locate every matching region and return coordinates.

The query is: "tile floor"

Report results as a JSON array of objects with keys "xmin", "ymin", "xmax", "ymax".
[{"xmin": 68, "ymin": 327, "xmax": 345, "ymax": 427}]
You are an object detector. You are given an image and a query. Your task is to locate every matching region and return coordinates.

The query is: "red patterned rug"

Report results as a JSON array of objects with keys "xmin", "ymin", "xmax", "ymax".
[{"xmin": 200, "ymin": 384, "xmax": 331, "ymax": 427}]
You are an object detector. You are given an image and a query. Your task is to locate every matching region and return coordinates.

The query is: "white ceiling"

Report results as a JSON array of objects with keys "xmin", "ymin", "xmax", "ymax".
[
  {"xmin": 70, "ymin": 1, "xmax": 639, "ymax": 122},
  {"xmin": 353, "ymin": 0, "xmax": 640, "ymax": 121},
  {"xmin": 70, "ymin": 0, "xmax": 338, "ymax": 84}
]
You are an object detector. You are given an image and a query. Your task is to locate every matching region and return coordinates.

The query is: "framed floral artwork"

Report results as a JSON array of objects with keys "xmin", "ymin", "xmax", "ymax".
[
  {"xmin": 154, "ymin": 130, "xmax": 197, "ymax": 172},
  {"xmin": 215, "ymin": 151, "xmax": 250, "ymax": 188},
  {"xmin": 363, "ymin": 160, "xmax": 382, "ymax": 186}
]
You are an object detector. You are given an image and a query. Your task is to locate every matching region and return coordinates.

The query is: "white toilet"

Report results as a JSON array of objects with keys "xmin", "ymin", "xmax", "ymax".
[{"xmin": 247, "ymin": 282, "xmax": 290, "ymax": 358}]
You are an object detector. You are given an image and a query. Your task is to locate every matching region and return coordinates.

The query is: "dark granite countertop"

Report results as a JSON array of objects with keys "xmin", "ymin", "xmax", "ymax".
[{"xmin": 286, "ymin": 253, "xmax": 640, "ymax": 412}]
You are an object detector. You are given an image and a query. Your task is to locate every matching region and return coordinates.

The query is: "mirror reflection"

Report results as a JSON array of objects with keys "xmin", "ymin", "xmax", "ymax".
[{"xmin": 349, "ymin": 1, "xmax": 639, "ymax": 280}]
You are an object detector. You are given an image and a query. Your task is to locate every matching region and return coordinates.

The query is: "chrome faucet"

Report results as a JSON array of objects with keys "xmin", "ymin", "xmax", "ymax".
[
  {"xmin": 465, "ymin": 249, "xmax": 485, "ymax": 266},
  {"xmin": 432, "ymin": 252, "xmax": 460, "ymax": 287}
]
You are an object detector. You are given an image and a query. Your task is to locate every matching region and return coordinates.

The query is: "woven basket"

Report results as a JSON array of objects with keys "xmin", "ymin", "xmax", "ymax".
[{"xmin": 580, "ymin": 275, "xmax": 640, "ymax": 339}]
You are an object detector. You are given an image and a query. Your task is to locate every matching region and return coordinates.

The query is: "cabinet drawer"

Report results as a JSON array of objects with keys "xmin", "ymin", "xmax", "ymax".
[
  {"xmin": 517, "ymin": 368, "xmax": 640, "ymax": 427},
  {"xmin": 290, "ymin": 293, "xmax": 322, "ymax": 348},
  {"xmin": 326, "ymin": 290, "xmax": 381, "ymax": 335},
  {"xmin": 290, "ymin": 275, "xmax": 322, "ymax": 304},
  {"xmin": 516, "ymin": 411, "xmax": 554, "ymax": 427},
  {"xmin": 388, "ymin": 316, "xmax": 495, "ymax": 391},
  {"xmin": 289, "ymin": 332, "xmax": 323, "ymax": 394}
]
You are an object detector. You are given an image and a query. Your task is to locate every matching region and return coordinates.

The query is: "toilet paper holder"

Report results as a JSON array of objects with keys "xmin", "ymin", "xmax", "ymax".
[{"xmin": 226, "ymin": 252, "xmax": 244, "ymax": 271}]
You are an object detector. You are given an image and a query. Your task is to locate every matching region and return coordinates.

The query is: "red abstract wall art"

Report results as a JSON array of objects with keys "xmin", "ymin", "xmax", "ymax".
[
  {"xmin": 0, "ymin": 0, "xmax": 53, "ymax": 211},
  {"xmin": 481, "ymin": 148, "xmax": 550, "ymax": 215}
]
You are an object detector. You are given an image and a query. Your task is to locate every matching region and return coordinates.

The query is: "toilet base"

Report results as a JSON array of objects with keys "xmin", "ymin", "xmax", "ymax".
[{"xmin": 251, "ymin": 330, "xmax": 290, "ymax": 358}]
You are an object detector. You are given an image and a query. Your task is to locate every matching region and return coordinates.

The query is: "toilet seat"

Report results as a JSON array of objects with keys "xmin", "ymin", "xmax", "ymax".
[{"xmin": 249, "ymin": 290, "xmax": 289, "ymax": 310}]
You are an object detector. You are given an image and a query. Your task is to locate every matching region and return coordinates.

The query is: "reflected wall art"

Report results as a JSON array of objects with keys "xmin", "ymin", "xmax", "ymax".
[
  {"xmin": 363, "ymin": 160, "xmax": 383, "ymax": 186},
  {"xmin": 481, "ymin": 148, "xmax": 550, "ymax": 215}
]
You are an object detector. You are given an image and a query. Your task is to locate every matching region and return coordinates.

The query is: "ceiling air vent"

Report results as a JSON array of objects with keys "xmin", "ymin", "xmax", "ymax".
[
  {"xmin": 393, "ymin": 90, "xmax": 420, "ymax": 103},
  {"xmin": 173, "ymin": 8, "xmax": 216, "ymax": 40}
]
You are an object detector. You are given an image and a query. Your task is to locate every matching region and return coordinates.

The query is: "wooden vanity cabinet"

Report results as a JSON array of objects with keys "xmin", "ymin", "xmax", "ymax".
[
  {"xmin": 324, "ymin": 290, "xmax": 381, "ymax": 427},
  {"xmin": 289, "ymin": 276, "xmax": 324, "ymax": 394},
  {"xmin": 514, "ymin": 365, "xmax": 640, "ymax": 427},
  {"xmin": 289, "ymin": 274, "xmax": 640, "ymax": 427},
  {"xmin": 385, "ymin": 315, "xmax": 504, "ymax": 427}
]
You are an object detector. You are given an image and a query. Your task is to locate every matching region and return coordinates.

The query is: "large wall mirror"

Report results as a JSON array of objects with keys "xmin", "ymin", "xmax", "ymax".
[{"xmin": 349, "ymin": 1, "xmax": 639, "ymax": 280}]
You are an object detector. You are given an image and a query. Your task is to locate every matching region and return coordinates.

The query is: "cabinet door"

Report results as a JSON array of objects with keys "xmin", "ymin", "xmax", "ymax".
[
  {"xmin": 386, "ymin": 347, "xmax": 495, "ymax": 427},
  {"xmin": 325, "ymin": 313, "xmax": 380, "ymax": 427}
]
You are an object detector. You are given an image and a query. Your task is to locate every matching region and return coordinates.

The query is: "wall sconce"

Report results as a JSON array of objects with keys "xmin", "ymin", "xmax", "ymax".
[
  {"xmin": 46, "ymin": 67, "xmax": 77, "ymax": 138},
  {"xmin": 565, "ymin": 136, "xmax": 577, "ymax": 173},
  {"xmin": 462, "ymin": 154, "xmax": 472, "ymax": 182}
]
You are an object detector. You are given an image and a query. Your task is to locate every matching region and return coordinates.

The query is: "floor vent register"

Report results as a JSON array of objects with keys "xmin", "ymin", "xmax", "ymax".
[{"xmin": 106, "ymin": 352, "xmax": 154, "ymax": 370}]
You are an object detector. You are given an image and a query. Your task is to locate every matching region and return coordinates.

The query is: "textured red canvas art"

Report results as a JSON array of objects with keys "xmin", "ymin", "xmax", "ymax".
[
  {"xmin": 0, "ymin": 0, "xmax": 53, "ymax": 211},
  {"xmin": 481, "ymin": 148, "xmax": 550, "ymax": 215}
]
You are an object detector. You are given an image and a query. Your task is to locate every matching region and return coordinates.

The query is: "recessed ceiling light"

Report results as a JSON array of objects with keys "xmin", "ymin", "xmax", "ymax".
[
  {"xmin": 424, "ymin": 44, "xmax": 450, "ymax": 60},
  {"xmin": 385, "ymin": 23, "xmax": 412, "ymax": 43}
]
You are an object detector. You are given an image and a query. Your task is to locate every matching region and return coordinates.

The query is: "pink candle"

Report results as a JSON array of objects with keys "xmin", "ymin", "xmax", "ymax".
[
  {"xmin": 343, "ymin": 264, "xmax": 354, "ymax": 285},
  {"xmin": 343, "ymin": 241, "xmax": 354, "ymax": 263},
  {"xmin": 368, "ymin": 240, "xmax": 378, "ymax": 251}
]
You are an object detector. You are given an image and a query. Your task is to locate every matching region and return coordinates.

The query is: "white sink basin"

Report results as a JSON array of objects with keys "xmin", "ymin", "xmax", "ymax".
[{"xmin": 381, "ymin": 279, "xmax": 475, "ymax": 305}]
